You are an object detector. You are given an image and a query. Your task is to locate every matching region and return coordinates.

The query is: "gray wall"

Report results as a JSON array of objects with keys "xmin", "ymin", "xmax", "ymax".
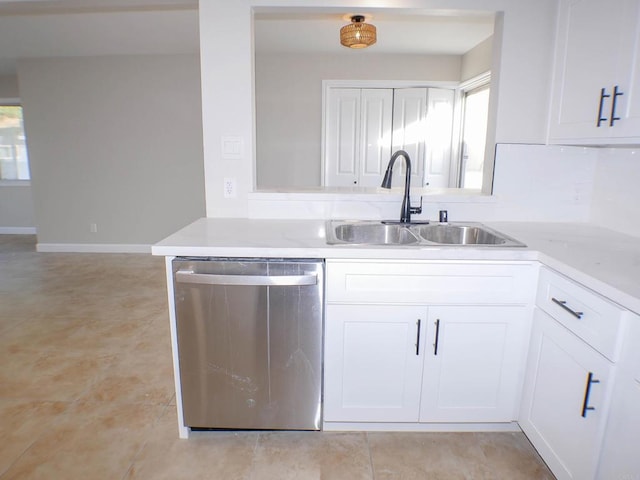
[
  {"xmin": 17, "ymin": 54, "xmax": 205, "ymax": 247},
  {"xmin": 0, "ymin": 184, "xmax": 35, "ymax": 232},
  {"xmin": 0, "ymin": 75, "xmax": 19, "ymax": 97},
  {"xmin": 461, "ymin": 36, "xmax": 493, "ymax": 82},
  {"xmin": 255, "ymin": 52, "xmax": 461, "ymax": 189}
]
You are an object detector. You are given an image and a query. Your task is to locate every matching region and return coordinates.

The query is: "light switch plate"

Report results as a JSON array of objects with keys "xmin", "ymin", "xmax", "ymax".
[{"xmin": 221, "ymin": 136, "xmax": 244, "ymax": 159}]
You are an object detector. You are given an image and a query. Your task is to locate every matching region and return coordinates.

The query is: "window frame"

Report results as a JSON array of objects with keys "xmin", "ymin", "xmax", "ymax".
[{"xmin": 0, "ymin": 98, "xmax": 30, "ymax": 186}]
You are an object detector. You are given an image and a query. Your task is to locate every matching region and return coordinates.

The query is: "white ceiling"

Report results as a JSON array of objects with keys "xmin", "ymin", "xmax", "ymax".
[
  {"xmin": 0, "ymin": 2, "xmax": 494, "ymax": 76},
  {"xmin": 0, "ymin": 0, "xmax": 199, "ymax": 75},
  {"xmin": 254, "ymin": 11, "xmax": 495, "ymax": 56}
]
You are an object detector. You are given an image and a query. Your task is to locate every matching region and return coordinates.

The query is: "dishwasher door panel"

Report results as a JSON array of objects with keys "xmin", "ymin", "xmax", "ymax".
[{"xmin": 173, "ymin": 259, "xmax": 323, "ymax": 430}]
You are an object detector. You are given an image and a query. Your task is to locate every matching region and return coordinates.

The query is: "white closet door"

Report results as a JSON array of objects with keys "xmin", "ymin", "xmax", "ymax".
[
  {"xmin": 325, "ymin": 88, "xmax": 361, "ymax": 186},
  {"xmin": 424, "ymin": 88, "xmax": 454, "ymax": 188},
  {"xmin": 358, "ymin": 89, "xmax": 393, "ymax": 187},
  {"xmin": 391, "ymin": 88, "xmax": 427, "ymax": 187}
]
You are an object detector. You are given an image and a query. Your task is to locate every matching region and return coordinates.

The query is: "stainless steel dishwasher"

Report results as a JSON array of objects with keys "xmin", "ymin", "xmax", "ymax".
[{"xmin": 172, "ymin": 258, "xmax": 324, "ymax": 430}]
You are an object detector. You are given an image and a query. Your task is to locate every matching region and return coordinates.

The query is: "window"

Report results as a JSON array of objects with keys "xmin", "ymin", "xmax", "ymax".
[
  {"xmin": 0, "ymin": 104, "xmax": 30, "ymax": 181},
  {"xmin": 458, "ymin": 76, "xmax": 490, "ymax": 190}
]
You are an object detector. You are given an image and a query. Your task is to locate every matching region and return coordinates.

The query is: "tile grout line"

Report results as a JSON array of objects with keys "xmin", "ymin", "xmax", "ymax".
[
  {"xmin": 245, "ymin": 430, "xmax": 262, "ymax": 480},
  {"xmin": 119, "ymin": 399, "xmax": 175, "ymax": 480},
  {"xmin": 365, "ymin": 432, "xmax": 376, "ymax": 480},
  {"xmin": 0, "ymin": 437, "xmax": 39, "ymax": 479}
]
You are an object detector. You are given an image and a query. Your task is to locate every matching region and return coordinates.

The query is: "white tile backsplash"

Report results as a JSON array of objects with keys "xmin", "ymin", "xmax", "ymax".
[
  {"xmin": 590, "ymin": 148, "xmax": 640, "ymax": 237},
  {"xmin": 491, "ymin": 144, "xmax": 597, "ymax": 222},
  {"xmin": 249, "ymin": 144, "xmax": 598, "ymax": 224}
]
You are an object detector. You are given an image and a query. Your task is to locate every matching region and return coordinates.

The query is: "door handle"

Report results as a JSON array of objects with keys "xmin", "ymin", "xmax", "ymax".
[
  {"xmin": 433, "ymin": 318, "xmax": 441, "ymax": 355},
  {"xmin": 609, "ymin": 85, "xmax": 624, "ymax": 126},
  {"xmin": 596, "ymin": 87, "xmax": 610, "ymax": 127},
  {"xmin": 581, "ymin": 372, "xmax": 601, "ymax": 418},
  {"xmin": 415, "ymin": 319, "xmax": 421, "ymax": 356},
  {"xmin": 175, "ymin": 270, "xmax": 318, "ymax": 286}
]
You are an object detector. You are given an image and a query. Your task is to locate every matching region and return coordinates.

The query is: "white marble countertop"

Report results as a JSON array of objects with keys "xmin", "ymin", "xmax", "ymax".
[{"xmin": 152, "ymin": 218, "xmax": 640, "ymax": 315}]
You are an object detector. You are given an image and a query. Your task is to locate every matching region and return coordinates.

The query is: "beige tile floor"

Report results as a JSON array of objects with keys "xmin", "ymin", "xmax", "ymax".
[{"xmin": 0, "ymin": 235, "xmax": 555, "ymax": 479}]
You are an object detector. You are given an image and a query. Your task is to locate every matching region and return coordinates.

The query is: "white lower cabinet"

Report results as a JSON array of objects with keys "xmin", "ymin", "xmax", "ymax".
[
  {"xmin": 520, "ymin": 266, "xmax": 628, "ymax": 480},
  {"xmin": 597, "ymin": 314, "xmax": 640, "ymax": 479},
  {"xmin": 323, "ymin": 260, "xmax": 537, "ymax": 428},
  {"xmin": 420, "ymin": 306, "xmax": 528, "ymax": 423},
  {"xmin": 519, "ymin": 309, "xmax": 613, "ymax": 480},
  {"xmin": 597, "ymin": 376, "xmax": 640, "ymax": 479},
  {"xmin": 323, "ymin": 304, "xmax": 426, "ymax": 422}
]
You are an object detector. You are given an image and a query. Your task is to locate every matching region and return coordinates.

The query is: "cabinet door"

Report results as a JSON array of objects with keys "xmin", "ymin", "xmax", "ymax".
[
  {"xmin": 324, "ymin": 304, "xmax": 426, "ymax": 422},
  {"xmin": 391, "ymin": 88, "xmax": 427, "ymax": 187},
  {"xmin": 597, "ymin": 376, "xmax": 640, "ymax": 479},
  {"xmin": 520, "ymin": 309, "xmax": 612, "ymax": 480},
  {"xmin": 325, "ymin": 88, "xmax": 360, "ymax": 186},
  {"xmin": 358, "ymin": 89, "xmax": 393, "ymax": 187},
  {"xmin": 597, "ymin": 314, "xmax": 640, "ymax": 479},
  {"xmin": 612, "ymin": 0, "xmax": 640, "ymax": 139},
  {"xmin": 549, "ymin": 0, "xmax": 640, "ymax": 143},
  {"xmin": 325, "ymin": 88, "xmax": 393, "ymax": 187},
  {"xmin": 419, "ymin": 306, "xmax": 528, "ymax": 423},
  {"xmin": 424, "ymin": 88, "xmax": 454, "ymax": 189}
]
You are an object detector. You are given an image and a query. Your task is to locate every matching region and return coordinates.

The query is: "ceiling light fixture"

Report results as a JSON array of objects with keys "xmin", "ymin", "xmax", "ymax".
[{"xmin": 340, "ymin": 15, "xmax": 377, "ymax": 49}]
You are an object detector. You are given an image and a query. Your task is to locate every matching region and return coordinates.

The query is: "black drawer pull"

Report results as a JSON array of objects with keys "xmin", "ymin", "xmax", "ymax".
[
  {"xmin": 581, "ymin": 372, "xmax": 600, "ymax": 418},
  {"xmin": 415, "ymin": 319, "xmax": 421, "ymax": 356},
  {"xmin": 551, "ymin": 297, "xmax": 584, "ymax": 319}
]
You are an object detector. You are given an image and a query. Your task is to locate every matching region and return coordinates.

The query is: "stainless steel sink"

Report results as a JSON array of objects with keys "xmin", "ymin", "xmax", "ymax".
[
  {"xmin": 326, "ymin": 220, "xmax": 525, "ymax": 247},
  {"xmin": 330, "ymin": 222, "xmax": 420, "ymax": 245},
  {"xmin": 417, "ymin": 225, "xmax": 507, "ymax": 245}
]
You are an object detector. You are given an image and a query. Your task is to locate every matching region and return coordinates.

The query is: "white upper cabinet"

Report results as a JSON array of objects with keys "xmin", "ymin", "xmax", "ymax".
[{"xmin": 548, "ymin": 0, "xmax": 640, "ymax": 144}]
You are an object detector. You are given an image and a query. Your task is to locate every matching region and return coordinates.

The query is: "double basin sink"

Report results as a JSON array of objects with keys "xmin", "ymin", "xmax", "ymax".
[{"xmin": 325, "ymin": 220, "xmax": 525, "ymax": 247}]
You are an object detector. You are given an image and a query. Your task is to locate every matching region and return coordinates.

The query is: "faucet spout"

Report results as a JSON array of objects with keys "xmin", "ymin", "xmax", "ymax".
[{"xmin": 381, "ymin": 150, "xmax": 422, "ymax": 223}]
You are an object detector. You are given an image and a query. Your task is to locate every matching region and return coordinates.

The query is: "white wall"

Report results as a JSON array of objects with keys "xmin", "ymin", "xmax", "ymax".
[
  {"xmin": 0, "ymin": 74, "xmax": 36, "ymax": 233},
  {"xmin": 199, "ymin": 0, "xmax": 558, "ymax": 218},
  {"xmin": 17, "ymin": 54, "xmax": 205, "ymax": 250},
  {"xmin": 256, "ymin": 52, "xmax": 461, "ymax": 188},
  {"xmin": 590, "ymin": 148, "xmax": 640, "ymax": 238}
]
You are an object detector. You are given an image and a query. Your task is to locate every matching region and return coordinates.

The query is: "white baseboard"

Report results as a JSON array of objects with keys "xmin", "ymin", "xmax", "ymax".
[
  {"xmin": 322, "ymin": 421, "xmax": 522, "ymax": 433},
  {"xmin": 0, "ymin": 227, "xmax": 37, "ymax": 234},
  {"xmin": 36, "ymin": 243, "xmax": 151, "ymax": 254}
]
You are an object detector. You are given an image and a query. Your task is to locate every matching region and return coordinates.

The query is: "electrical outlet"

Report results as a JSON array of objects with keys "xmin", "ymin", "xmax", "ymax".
[
  {"xmin": 223, "ymin": 177, "xmax": 236, "ymax": 198},
  {"xmin": 89, "ymin": 223, "xmax": 98, "ymax": 233}
]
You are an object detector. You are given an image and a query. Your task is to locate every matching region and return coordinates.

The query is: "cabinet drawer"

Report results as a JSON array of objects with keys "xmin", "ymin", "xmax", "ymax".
[
  {"xmin": 326, "ymin": 260, "xmax": 537, "ymax": 305},
  {"xmin": 536, "ymin": 267, "xmax": 625, "ymax": 361}
]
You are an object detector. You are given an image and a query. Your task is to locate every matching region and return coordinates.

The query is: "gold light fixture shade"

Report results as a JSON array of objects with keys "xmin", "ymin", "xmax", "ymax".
[{"xmin": 340, "ymin": 15, "xmax": 376, "ymax": 49}]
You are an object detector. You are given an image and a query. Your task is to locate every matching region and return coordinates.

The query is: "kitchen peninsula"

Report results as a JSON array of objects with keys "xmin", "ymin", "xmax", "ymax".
[{"xmin": 153, "ymin": 218, "xmax": 640, "ymax": 480}]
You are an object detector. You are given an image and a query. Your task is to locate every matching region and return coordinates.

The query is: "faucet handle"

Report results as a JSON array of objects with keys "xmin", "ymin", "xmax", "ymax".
[
  {"xmin": 410, "ymin": 196, "xmax": 423, "ymax": 215},
  {"xmin": 439, "ymin": 210, "xmax": 448, "ymax": 223}
]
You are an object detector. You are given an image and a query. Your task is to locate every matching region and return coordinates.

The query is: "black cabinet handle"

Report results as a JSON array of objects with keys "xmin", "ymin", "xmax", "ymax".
[
  {"xmin": 581, "ymin": 372, "xmax": 601, "ymax": 418},
  {"xmin": 597, "ymin": 87, "xmax": 610, "ymax": 127},
  {"xmin": 433, "ymin": 319, "xmax": 440, "ymax": 355},
  {"xmin": 415, "ymin": 319, "xmax": 421, "ymax": 356},
  {"xmin": 609, "ymin": 85, "xmax": 624, "ymax": 126},
  {"xmin": 551, "ymin": 297, "xmax": 584, "ymax": 319}
]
